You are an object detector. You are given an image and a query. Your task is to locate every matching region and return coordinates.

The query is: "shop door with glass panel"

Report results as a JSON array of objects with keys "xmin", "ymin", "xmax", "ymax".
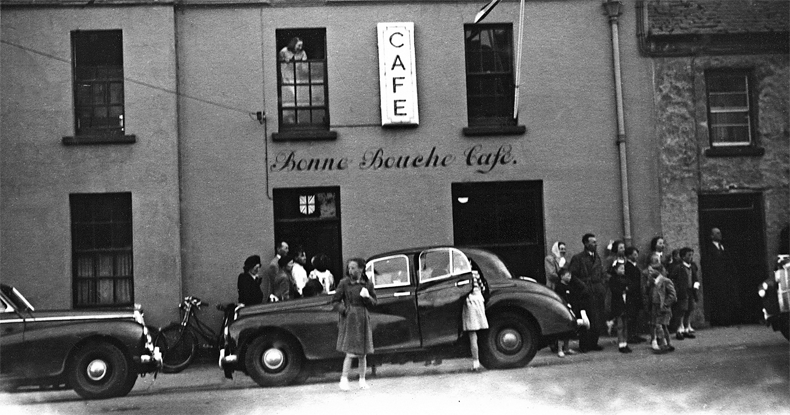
[{"xmin": 273, "ymin": 187, "xmax": 342, "ymax": 285}]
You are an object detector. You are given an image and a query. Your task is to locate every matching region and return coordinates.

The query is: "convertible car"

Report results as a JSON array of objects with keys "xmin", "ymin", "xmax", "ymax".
[
  {"xmin": 0, "ymin": 284, "xmax": 162, "ymax": 399},
  {"xmin": 220, "ymin": 246, "xmax": 577, "ymax": 387}
]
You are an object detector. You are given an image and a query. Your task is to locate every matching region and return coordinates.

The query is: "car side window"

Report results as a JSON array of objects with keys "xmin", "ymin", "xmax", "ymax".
[
  {"xmin": 368, "ymin": 255, "xmax": 410, "ymax": 289},
  {"xmin": 419, "ymin": 250, "xmax": 452, "ymax": 283},
  {"xmin": 451, "ymin": 249, "xmax": 472, "ymax": 275}
]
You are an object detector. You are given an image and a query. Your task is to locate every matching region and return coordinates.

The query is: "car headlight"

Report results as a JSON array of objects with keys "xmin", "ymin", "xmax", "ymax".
[
  {"xmin": 759, "ymin": 289, "xmax": 766, "ymax": 298},
  {"xmin": 762, "ymin": 282, "xmax": 769, "ymax": 291}
]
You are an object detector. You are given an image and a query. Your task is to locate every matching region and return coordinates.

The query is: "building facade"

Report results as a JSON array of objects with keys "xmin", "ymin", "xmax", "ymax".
[
  {"xmin": 639, "ymin": 0, "xmax": 789, "ymax": 326},
  {"xmin": 3, "ymin": 0, "xmax": 684, "ymax": 328}
]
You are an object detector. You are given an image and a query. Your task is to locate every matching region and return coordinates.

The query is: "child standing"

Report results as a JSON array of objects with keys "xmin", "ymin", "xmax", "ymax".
[
  {"xmin": 651, "ymin": 257, "xmax": 677, "ymax": 354},
  {"xmin": 333, "ymin": 258, "xmax": 376, "ymax": 390},
  {"xmin": 554, "ymin": 268, "xmax": 591, "ymax": 357},
  {"xmin": 463, "ymin": 269, "xmax": 489, "ymax": 371},
  {"xmin": 609, "ymin": 262, "xmax": 632, "ymax": 353}
]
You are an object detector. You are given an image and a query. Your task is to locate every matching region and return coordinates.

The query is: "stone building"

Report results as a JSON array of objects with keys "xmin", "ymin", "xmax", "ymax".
[{"xmin": 639, "ymin": 0, "xmax": 789, "ymax": 326}]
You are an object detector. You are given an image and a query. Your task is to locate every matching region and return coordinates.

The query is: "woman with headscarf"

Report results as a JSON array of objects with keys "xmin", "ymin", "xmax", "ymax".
[{"xmin": 544, "ymin": 241, "xmax": 567, "ymax": 290}]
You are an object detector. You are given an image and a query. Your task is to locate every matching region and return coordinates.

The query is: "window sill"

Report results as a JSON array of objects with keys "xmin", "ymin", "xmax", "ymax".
[
  {"xmin": 62, "ymin": 135, "xmax": 136, "ymax": 145},
  {"xmin": 272, "ymin": 130, "xmax": 337, "ymax": 142},
  {"xmin": 462, "ymin": 125, "xmax": 526, "ymax": 137},
  {"xmin": 704, "ymin": 146, "xmax": 764, "ymax": 157}
]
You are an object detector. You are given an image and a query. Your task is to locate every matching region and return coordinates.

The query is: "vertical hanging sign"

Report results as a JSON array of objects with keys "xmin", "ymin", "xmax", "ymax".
[{"xmin": 377, "ymin": 22, "xmax": 419, "ymax": 126}]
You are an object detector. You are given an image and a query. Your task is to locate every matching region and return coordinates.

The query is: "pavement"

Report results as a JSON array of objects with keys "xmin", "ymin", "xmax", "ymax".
[{"xmin": 129, "ymin": 323, "xmax": 788, "ymax": 396}]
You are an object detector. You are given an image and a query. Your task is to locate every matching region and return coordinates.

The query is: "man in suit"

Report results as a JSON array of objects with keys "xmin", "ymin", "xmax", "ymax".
[
  {"xmin": 702, "ymin": 228, "xmax": 739, "ymax": 325},
  {"xmin": 568, "ymin": 233, "xmax": 606, "ymax": 352},
  {"xmin": 262, "ymin": 241, "xmax": 289, "ymax": 303}
]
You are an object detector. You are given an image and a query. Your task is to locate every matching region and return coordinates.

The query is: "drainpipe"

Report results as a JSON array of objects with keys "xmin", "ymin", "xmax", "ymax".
[{"xmin": 603, "ymin": 0, "xmax": 633, "ymax": 246}]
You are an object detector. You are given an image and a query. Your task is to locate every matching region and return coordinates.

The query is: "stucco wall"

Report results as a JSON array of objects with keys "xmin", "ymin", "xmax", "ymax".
[
  {"xmin": 654, "ymin": 54, "xmax": 790, "ymax": 325},
  {"xmin": 0, "ymin": 7, "xmax": 181, "ymax": 326}
]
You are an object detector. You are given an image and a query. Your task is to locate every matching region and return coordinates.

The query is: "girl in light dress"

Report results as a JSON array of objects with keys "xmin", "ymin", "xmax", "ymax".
[{"xmin": 462, "ymin": 269, "xmax": 489, "ymax": 371}]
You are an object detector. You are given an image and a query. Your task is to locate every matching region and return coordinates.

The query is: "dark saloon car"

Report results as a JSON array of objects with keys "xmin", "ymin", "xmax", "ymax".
[
  {"xmin": 220, "ymin": 246, "xmax": 577, "ymax": 387},
  {"xmin": 758, "ymin": 255, "xmax": 790, "ymax": 340},
  {"xmin": 0, "ymin": 284, "xmax": 162, "ymax": 399}
]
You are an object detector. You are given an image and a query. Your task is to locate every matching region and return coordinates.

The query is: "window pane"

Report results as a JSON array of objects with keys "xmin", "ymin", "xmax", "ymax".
[
  {"xmin": 420, "ymin": 251, "xmax": 451, "ymax": 281},
  {"xmin": 711, "ymin": 126, "xmax": 750, "ymax": 144},
  {"xmin": 97, "ymin": 279, "xmax": 114, "ymax": 303},
  {"xmin": 310, "ymin": 62, "xmax": 324, "ymax": 82},
  {"xmin": 311, "ymin": 85, "xmax": 325, "ymax": 105},
  {"xmin": 295, "ymin": 62, "xmax": 310, "ymax": 82},
  {"xmin": 116, "ymin": 252, "xmax": 132, "ymax": 276},
  {"xmin": 452, "ymin": 250, "xmax": 472, "ymax": 274},
  {"xmin": 297, "ymin": 109, "xmax": 311, "ymax": 124},
  {"xmin": 295, "ymin": 86, "xmax": 311, "ymax": 106},
  {"xmin": 708, "ymin": 75, "xmax": 746, "ymax": 93},
  {"xmin": 114, "ymin": 223, "xmax": 132, "ymax": 247},
  {"xmin": 709, "ymin": 93, "xmax": 747, "ymax": 108},
  {"xmin": 73, "ymin": 224, "xmax": 94, "ymax": 250},
  {"xmin": 77, "ymin": 84, "xmax": 92, "ymax": 105},
  {"xmin": 710, "ymin": 111, "xmax": 749, "ymax": 126},
  {"xmin": 95, "ymin": 224, "xmax": 112, "ymax": 248},
  {"xmin": 281, "ymin": 62, "xmax": 296, "ymax": 84},
  {"xmin": 371, "ymin": 256, "xmax": 410, "ymax": 288},
  {"xmin": 281, "ymin": 86, "xmax": 296, "ymax": 107},
  {"xmin": 92, "ymin": 83, "xmax": 106, "ymax": 105},
  {"xmin": 115, "ymin": 279, "xmax": 132, "ymax": 303},
  {"xmin": 109, "ymin": 83, "xmax": 123, "ymax": 105},
  {"xmin": 76, "ymin": 279, "xmax": 95, "ymax": 305},
  {"xmin": 77, "ymin": 255, "xmax": 95, "ymax": 277},
  {"xmin": 282, "ymin": 109, "xmax": 296, "ymax": 124}
]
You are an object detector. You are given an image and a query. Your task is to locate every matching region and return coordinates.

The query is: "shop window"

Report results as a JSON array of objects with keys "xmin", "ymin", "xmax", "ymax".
[
  {"xmin": 273, "ymin": 29, "xmax": 336, "ymax": 141},
  {"xmin": 70, "ymin": 193, "xmax": 133, "ymax": 308},
  {"xmin": 462, "ymin": 24, "xmax": 525, "ymax": 136},
  {"xmin": 65, "ymin": 31, "xmax": 134, "ymax": 145},
  {"xmin": 704, "ymin": 70, "xmax": 762, "ymax": 157}
]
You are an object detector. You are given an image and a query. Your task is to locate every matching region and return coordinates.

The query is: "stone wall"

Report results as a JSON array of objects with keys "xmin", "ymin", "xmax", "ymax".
[{"xmin": 654, "ymin": 54, "xmax": 790, "ymax": 325}]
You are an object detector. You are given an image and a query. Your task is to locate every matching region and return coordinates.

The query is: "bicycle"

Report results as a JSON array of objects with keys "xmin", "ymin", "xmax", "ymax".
[{"xmin": 155, "ymin": 296, "xmax": 237, "ymax": 373}]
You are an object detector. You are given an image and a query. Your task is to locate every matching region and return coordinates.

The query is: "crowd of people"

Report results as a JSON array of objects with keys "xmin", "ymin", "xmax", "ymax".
[
  {"xmin": 545, "ymin": 233, "xmax": 701, "ymax": 356},
  {"xmin": 237, "ymin": 241, "xmax": 335, "ymax": 307}
]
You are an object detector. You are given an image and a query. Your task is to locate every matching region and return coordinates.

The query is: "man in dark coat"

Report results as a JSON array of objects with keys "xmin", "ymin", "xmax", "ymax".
[
  {"xmin": 624, "ymin": 247, "xmax": 646, "ymax": 343},
  {"xmin": 568, "ymin": 233, "xmax": 607, "ymax": 352},
  {"xmin": 701, "ymin": 228, "xmax": 739, "ymax": 325}
]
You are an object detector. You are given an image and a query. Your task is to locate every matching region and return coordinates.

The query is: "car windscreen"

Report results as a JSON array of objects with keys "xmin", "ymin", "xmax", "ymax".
[{"xmin": 0, "ymin": 285, "xmax": 35, "ymax": 311}]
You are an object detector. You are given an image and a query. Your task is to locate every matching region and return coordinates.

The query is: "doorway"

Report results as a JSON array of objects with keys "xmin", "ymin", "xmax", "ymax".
[
  {"xmin": 273, "ymin": 187, "xmax": 343, "ymax": 285},
  {"xmin": 452, "ymin": 181, "xmax": 545, "ymax": 281},
  {"xmin": 698, "ymin": 192, "xmax": 765, "ymax": 325}
]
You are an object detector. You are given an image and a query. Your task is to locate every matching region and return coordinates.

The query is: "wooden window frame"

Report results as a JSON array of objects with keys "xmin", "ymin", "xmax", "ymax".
[{"xmin": 70, "ymin": 193, "xmax": 134, "ymax": 308}]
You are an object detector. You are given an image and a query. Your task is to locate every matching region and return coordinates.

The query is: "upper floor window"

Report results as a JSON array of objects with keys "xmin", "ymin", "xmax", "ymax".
[
  {"xmin": 70, "ymin": 193, "xmax": 133, "ymax": 308},
  {"xmin": 274, "ymin": 29, "xmax": 335, "ymax": 141},
  {"xmin": 464, "ymin": 24, "xmax": 516, "ymax": 129},
  {"xmin": 705, "ymin": 70, "xmax": 755, "ymax": 147},
  {"xmin": 72, "ymin": 30, "xmax": 125, "ymax": 138}
]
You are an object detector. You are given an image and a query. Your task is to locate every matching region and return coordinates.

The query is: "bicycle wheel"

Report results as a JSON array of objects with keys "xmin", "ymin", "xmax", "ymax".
[{"xmin": 155, "ymin": 324, "xmax": 198, "ymax": 373}]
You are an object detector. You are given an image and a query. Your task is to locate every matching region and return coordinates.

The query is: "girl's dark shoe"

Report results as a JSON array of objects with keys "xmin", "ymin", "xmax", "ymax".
[
  {"xmin": 675, "ymin": 332, "xmax": 685, "ymax": 340},
  {"xmin": 683, "ymin": 332, "xmax": 696, "ymax": 339},
  {"xmin": 618, "ymin": 346, "xmax": 633, "ymax": 353}
]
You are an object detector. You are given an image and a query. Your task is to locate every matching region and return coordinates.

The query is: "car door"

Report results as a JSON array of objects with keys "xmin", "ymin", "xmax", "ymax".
[
  {"xmin": 416, "ymin": 248, "xmax": 474, "ymax": 347},
  {"xmin": 0, "ymin": 293, "xmax": 26, "ymax": 382},
  {"xmin": 367, "ymin": 254, "xmax": 420, "ymax": 351}
]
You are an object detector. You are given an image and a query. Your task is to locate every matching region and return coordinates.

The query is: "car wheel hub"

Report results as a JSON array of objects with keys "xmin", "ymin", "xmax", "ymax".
[
  {"xmin": 262, "ymin": 348, "xmax": 285, "ymax": 371},
  {"xmin": 86, "ymin": 359, "xmax": 108, "ymax": 381},
  {"xmin": 498, "ymin": 328, "xmax": 522, "ymax": 353}
]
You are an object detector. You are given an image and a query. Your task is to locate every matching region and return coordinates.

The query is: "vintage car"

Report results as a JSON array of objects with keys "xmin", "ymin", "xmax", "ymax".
[
  {"xmin": 0, "ymin": 283, "xmax": 162, "ymax": 399},
  {"xmin": 220, "ymin": 246, "xmax": 577, "ymax": 387},
  {"xmin": 758, "ymin": 255, "xmax": 790, "ymax": 340}
]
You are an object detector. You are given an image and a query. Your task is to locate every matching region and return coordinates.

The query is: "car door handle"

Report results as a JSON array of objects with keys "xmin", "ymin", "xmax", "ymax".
[
  {"xmin": 393, "ymin": 291, "xmax": 411, "ymax": 297},
  {"xmin": 455, "ymin": 280, "xmax": 470, "ymax": 287}
]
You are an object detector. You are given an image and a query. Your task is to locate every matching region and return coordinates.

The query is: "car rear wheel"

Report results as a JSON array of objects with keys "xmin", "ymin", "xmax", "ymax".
[
  {"xmin": 479, "ymin": 312, "xmax": 539, "ymax": 369},
  {"xmin": 155, "ymin": 325, "xmax": 198, "ymax": 373},
  {"xmin": 68, "ymin": 341, "xmax": 137, "ymax": 399},
  {"xmin": 245, "ymin": 333, "xmax": 304, "ymax": 387}
]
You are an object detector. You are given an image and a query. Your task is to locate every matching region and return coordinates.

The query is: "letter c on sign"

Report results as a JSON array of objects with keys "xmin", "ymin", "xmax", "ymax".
[{"xmin": 389, "ymin": 32, "xmax": 404, "ymax": 48}]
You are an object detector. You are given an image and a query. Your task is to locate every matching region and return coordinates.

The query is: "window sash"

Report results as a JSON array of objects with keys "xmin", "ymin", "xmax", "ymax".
[
  {"xmin": 72, "ymin": 32, "xmax": 125, "ymax": 137},
  {"xmin": 278, "ymin": 59, "xmax": 329, "ymax": 130},
  {"xmin": 464, "ymin": 25, "xmax": 515, "ymax": 126},
  {"xmin": 706, "ymin": 72, "xmax": 752, "ymax": 146}
]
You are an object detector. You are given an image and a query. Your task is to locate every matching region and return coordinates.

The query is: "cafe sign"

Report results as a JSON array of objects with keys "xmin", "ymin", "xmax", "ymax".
[{"xmin": 377, "ymin": 22, "xmax": 419, "ymax": 126}]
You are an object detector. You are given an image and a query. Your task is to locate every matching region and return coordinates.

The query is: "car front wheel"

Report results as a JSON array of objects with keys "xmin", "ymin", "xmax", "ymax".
[
  {"xmin": 244, "ymin": 333, "xmax": 305, "ymax": 387},
  {"xmin": 68, "ymin": 341, "xmax": 137, "ymax": 399},
  {"xmin": 479, "ymin": 312, "xmax": 539, "ymax": 369}
]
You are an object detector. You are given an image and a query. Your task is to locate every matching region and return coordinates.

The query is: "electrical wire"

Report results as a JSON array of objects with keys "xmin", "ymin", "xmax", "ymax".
[{"xmin": 1, "ymin": 38, "xmax": 259, "ymax": 118}]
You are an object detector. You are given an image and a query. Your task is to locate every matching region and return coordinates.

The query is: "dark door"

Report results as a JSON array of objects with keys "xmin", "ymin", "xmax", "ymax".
[
  {"xmin": 273, "ymin": 188, "xmax": 343, "ymax": 284},
  {"xmin": 415, "ymin": 248, "xmax": 473, "ymax": 347},
  {"xmin": 366, "ymin": 254, "xmax": 420, "ymax": 351},
  {"xmin": 452, "ymin": 181, "xmax": 545, "ymax": 282},
  {"xmin": 699, "ymin": 193, "xmax": 766, "ymax": 325}
]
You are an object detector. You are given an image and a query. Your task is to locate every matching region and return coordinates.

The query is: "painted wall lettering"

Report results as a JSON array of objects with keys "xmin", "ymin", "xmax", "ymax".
[
  {"xmin": 464, "ymin": 144, "xmax": 516, "ymax": 174},
  {"xmin": 269, "ymin": 145, "xmax": 516, "ymax": 174},
  {"xmin": 270, "ymin": 151, "xmax": 349, "ymax": 172},
  {"xmin": 377, "ymin": 22, "xmax": 419, "ymax": 126}
]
